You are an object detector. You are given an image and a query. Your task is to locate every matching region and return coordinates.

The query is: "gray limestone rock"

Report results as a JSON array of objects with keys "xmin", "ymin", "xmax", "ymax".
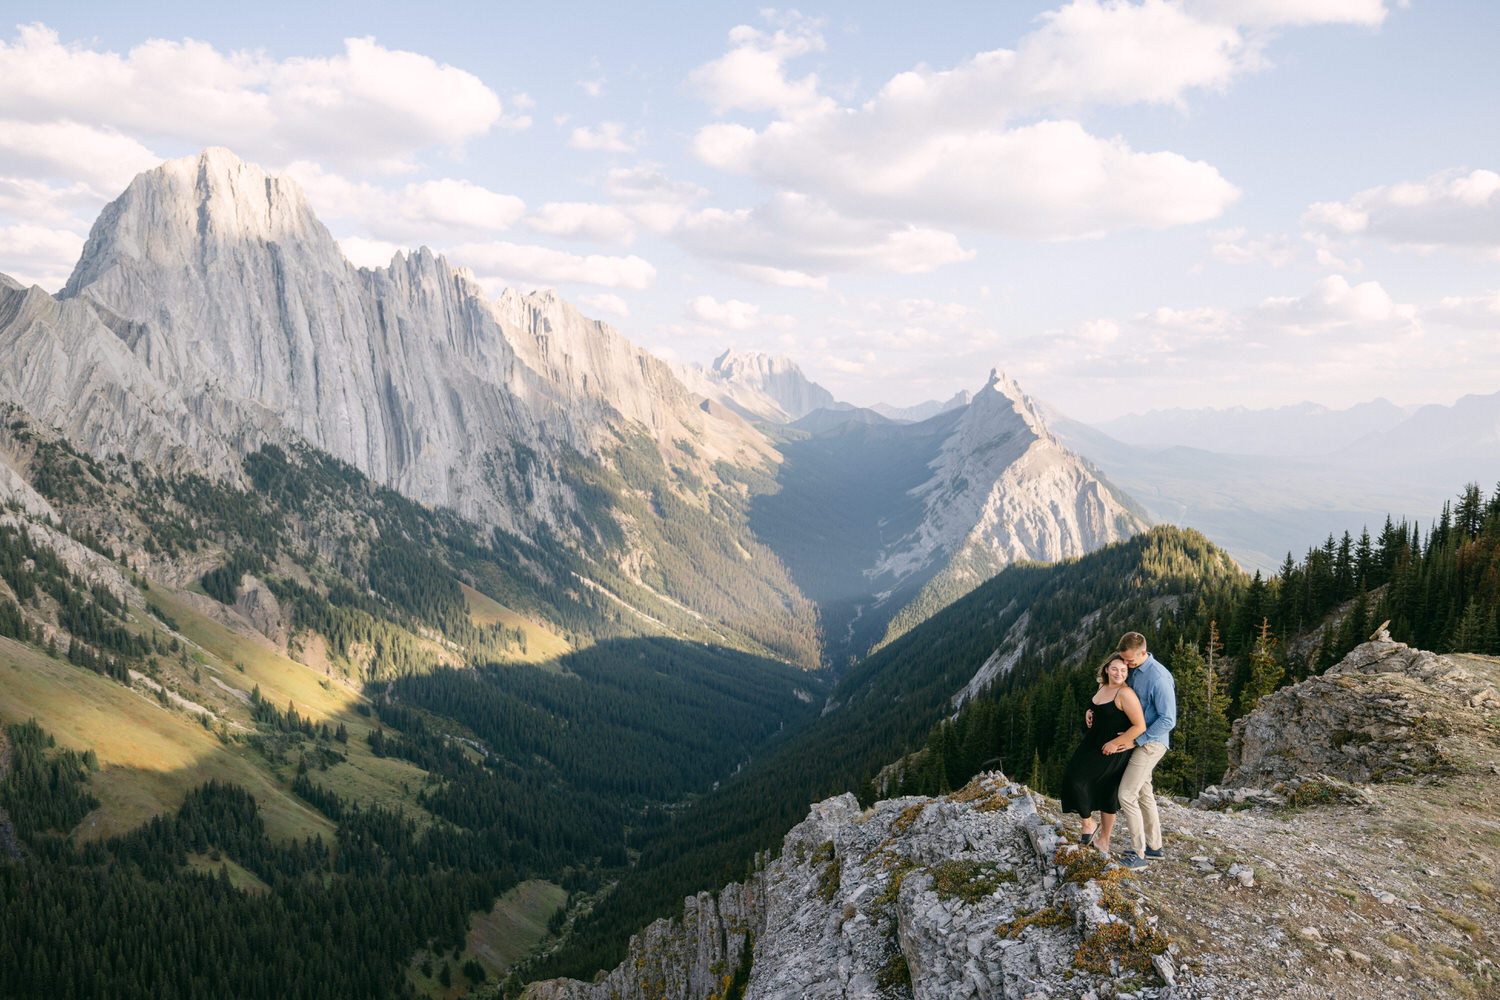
[{"xmin": 530, "ymin": 775, "xmax": 1165, "ymax": 1000}]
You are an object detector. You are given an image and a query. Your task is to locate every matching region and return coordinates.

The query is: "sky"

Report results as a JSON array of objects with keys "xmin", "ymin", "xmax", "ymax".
[{"xmin": 1, "ymin": 0, "xmax": 1497, "ymax": 423}]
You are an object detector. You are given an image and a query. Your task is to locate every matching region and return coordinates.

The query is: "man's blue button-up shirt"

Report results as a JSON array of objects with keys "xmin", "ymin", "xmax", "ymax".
[{"xmin": 1128, "ymin": 653, "xmax": 1177, "ymax": 749}]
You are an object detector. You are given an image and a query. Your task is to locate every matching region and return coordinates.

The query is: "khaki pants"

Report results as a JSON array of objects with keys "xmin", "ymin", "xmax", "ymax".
[{"xmin": 1117, "ymin": 741, "xmax": 1166, "ymax": 856}]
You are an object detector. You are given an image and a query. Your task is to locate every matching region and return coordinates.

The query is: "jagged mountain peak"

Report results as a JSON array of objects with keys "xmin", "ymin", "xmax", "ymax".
[
  {"xmin": 711, "ymin": 348, "xmax": 799, "ymax": 379},
  {"xmin": 5, "ymin": 145, "xmax": 771, "ymax": 525},
  {"xmin": 971, "ymin": 366, "xmax": 1052, "ymax": 440},
  {"xmin": 676, "ymin": 347, "xmax": 838, "ymax": 424},
  {"xmin": 62, "ymin": 147, "xmax": 334, "ymax": 303}
]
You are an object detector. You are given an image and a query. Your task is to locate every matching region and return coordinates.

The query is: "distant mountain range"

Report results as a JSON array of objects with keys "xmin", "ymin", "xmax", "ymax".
[
  {"xmin": 1049, "ymin": 393, "xmax": 1500, "ymax": 572},
  {"xmin": 1094, "ymin": 399, "xmax": 1415, "ymax": 456}
]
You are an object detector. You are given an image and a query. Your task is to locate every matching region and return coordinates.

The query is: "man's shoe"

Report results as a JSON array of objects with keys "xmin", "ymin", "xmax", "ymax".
[
  {"xmin": 1118, "ymin": 852, "xmax": 1150, "ymax": 870},
  {"xmin": 1145, "ymin": 846, "xmax": 1166, "ymax": 860}
]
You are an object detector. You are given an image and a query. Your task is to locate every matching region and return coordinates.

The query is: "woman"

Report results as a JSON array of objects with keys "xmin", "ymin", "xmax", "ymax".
[{"xmin": 1059, "ymin": 653, "xmax": 1146, "ymax": 854}]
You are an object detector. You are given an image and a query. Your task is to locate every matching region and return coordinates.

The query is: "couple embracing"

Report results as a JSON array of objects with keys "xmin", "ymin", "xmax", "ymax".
[{"xmin": 1059, "ymin": 631, "xmax": 1177, "ymax": 871}]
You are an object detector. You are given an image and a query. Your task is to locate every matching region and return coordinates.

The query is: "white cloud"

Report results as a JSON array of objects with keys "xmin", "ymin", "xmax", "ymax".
[
  {"xmin": 0, "ymin": 222, "xmax": 85, "ymax": 290},
  {"xmin": 1256, "ymin": 275, "xmax": 1416, "ymax": 333},
  {"xmin": 722, "ymin": 263, "xmax": 829, "ymax": 290},
  {"xmin": 336, "ymin": 235, "xmax": 406, "ymax": 269},
  {"xmin": 1302, "ymin": 168, "xmax": 1500, "ymax": 254},
  {"xmin": 1429, "ymin": 291, "xmax": 1500, "ymax": 329},
  {"xmin": 679, "ymin": 192, "xmax": 974, "ymax": 280},
  {"xmin": 284, "ymin": 163, "xmax": 525, "ymax": 243},
  {"xmin": 569, "ymin": 122, "xmax": 636, "ymax": 153},
  {"xmin": 1184, "ymin": 0, "xmax": 1388, "ymax": 28},
  {"xmin": 685, "ymin": 294, "xmax": 793, "ymax": 330},
  {"xmin": 987, "ymin": 271, "xmax": 1450, "ymax": 421},
  {"xmin": 686, "ymin": 13, "xmax": 828, "ymax": 115},
  {"xmin": 0, "ymin": 175, "xmax": 105, "ymax": 227},
  {"xmin": 0, "ymin": 25, "xmax": 508, "ymax": 175},
  {"xmin": 682, "ymin": 0, "xmax": 1404, "ymax": 240},
  {"xmin": 603, "ymin": 166, "xmax": 708, "ymax": 232},
  {"xmin": 1209, "ymin": 229, "xmax": 1299, "ymax": 268},
  {"xmin": 0, "ymin": 120, "xmax": 159, "ymax": 191},
  {"xmin": 447, "ymin": 241, "xmax": 656, "ymax": 290},
  {"xmin": 578, "ymin": 292, "xmax": 630, "ymax": 317},
  {"xmin": 526, "ymin": 202, "xmax": 637, "ymax": 245}
]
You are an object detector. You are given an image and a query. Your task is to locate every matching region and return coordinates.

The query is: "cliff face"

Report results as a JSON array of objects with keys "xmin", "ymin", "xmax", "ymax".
[
  {"xmin": 10, "ymin": 148, "xmax": 766, "ymax": 535},
  {"xmin": 531, "ymin": 775, "xmax": 1170, "ymax": 1000},
  {"xmin": 872, "ymin": 370, "xmax": 1147, "ymax": 590}
]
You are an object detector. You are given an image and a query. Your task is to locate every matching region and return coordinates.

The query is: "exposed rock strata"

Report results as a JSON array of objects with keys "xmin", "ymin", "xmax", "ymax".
[
  {"xmin": 7, "ymin": 148, "xmax": 766, "ymax": 536},
  {"xmin": 1224, "ymin": 631, "xmax": 1499, "ymax": 787},
  {"xmin": 531, "ymin": 775, "xmax": 1171, "ymax": 1000}
]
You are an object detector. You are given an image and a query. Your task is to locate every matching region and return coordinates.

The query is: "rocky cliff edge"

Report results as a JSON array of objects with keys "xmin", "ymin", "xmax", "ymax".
[
  {"xmin": 530, "ymin": 774, "xmax": 1177, "ymax": 1000},
  {"xmin": 532, "ymin": 637, "xmax": 1500, "ymax": 1000}
]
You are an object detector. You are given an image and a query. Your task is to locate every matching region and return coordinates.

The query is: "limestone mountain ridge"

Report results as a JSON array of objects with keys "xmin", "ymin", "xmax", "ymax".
[{"xmin": 2, "ymin": 146, "xmax": 1149, "ymax": 663}]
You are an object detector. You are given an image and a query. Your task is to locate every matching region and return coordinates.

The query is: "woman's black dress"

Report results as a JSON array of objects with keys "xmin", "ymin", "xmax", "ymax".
[{"xmin": 1059, "ymin": 697, "xmax": 1133, "ymax": 816}]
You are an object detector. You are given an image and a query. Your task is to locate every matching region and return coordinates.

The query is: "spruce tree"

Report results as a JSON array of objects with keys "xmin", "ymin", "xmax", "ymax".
[{"xmin": 1238, "ymin": 619, "xmax": 1283, "ymax": 715}]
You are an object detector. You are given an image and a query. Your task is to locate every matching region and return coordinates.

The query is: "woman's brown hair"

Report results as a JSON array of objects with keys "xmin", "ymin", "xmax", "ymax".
[{"xmin": 1096, "ymin": 654, "xmax": 1127, "ymax": 686}]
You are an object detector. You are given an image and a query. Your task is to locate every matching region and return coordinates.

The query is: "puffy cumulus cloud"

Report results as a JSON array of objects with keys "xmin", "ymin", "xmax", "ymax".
[
  {"xmin": 0, "ymin": 120, "xmax": 159, "ymax": 192},
  {"xmin": 0, "ymin": 222, "xmax": 86, "ymax": 290},
  {"xmin": 684, "ymin": 294, "xmax": 794, "ymax": 331},
  {"xmin": 578, "ymin": 292, "xmax": 630, "ymax": 318},
  {"xmin": 694, "ymin": 106, "xmax": 1239, "ymax": 242},
  {"xmin": 0, "ymin": 25, "xmax": 508, "ymax": 175},
  {"xmin": 1302, "ymin": 168, "xmax": 1500, "ymax": 254},
  {"xmin": 685, "ymin": 0, "xmax": 1398, "ymax": 239},
  {"xmin": 525, "ymin": 202, "xmax": 637, "ymax": 246},
  {"xmin": 569, "ymin": 122, "xmax": 637, "ymax": 153},
  {"xmin": 446, "ymin": 241, "xmax": 656, "ymax": 290},
  {"xmin": 687, "ymin": 12, "xmax": 829, "ymax": 116},
  {"xmin": 284, "ymin": 163, "xmax": 525, "ymax": 244},
  {"xmin": 1255, "ymin": 274, "xmax": 1417, "ymax": 334},
  {"xmin": 604, "ymin": 166, "xmax": 709, "ymax": 232},
  {"xmin": 678, "ymin": 192, "xmax": 974, "ymax": 282}
]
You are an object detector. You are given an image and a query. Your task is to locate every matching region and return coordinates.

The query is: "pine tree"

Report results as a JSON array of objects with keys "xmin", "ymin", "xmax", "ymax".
[
  {"xmin": 1026, "ymin": 750, "xmax": 1045, "ymax": 795},
  {"xmin": 1238, "ymin": 619, "xmax": 1283, "ymax": 715}
]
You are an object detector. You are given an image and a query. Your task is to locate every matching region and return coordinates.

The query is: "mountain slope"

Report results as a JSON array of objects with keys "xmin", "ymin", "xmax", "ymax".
[
  {"xmin": 2, "ymin": 147, "xmax": 822, "ymax": 663},
  {"xmin": 756, "ymin": 370, "xmax": 1151, "ymax": 659}
]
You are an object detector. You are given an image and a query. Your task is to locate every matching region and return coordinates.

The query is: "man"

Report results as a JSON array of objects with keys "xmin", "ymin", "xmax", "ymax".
[{"xmin": 1100, "ymin": 631, "xmax": 1176, "ymax": 870}]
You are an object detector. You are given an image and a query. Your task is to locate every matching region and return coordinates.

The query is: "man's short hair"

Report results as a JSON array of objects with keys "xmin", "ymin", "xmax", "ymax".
[{"xmin": 1117, "ymin": 631, "xmax": 1147, "ymax": 654}]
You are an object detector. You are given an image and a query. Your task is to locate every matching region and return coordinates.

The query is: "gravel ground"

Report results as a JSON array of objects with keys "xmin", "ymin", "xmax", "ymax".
[{"xmin": 1038, "ymin": 651, "xmax": 1500, "ymax": 1000}]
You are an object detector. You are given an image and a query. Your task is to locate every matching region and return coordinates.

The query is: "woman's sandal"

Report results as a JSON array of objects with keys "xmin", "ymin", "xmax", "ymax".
[{"xmin": 1079, "ymin": 830, "xmax": 1095, "ymax": 846}]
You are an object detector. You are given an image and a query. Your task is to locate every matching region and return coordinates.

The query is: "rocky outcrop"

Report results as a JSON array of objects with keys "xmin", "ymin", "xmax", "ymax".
[
  {"xmin": 531, "ymin": 774, "xmax": 1177, "ymax": 1000},
  {"xmin": 1224, "ymin": 630, "xmax": 1499, "ymax": 787}
]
